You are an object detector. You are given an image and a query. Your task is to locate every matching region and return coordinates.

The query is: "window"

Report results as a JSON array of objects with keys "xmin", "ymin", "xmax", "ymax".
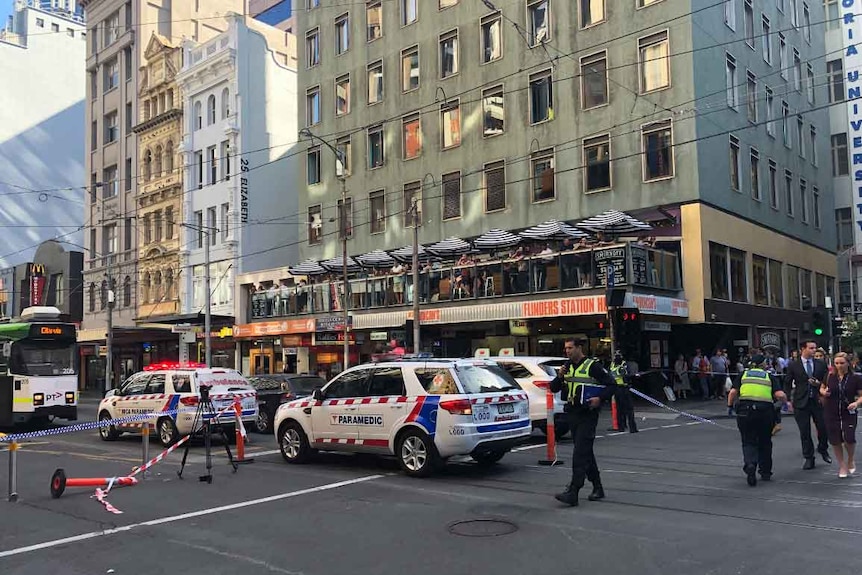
[
  {"xmin": 370, "ymin": 190, "xmax": 386, "ymax": 233},
  {"xmin": 826, "ymin": 0, "xmax": 840, "ymax": 29},
  {"xmin": 837, "ymin": 207, "xmax": 854, "ymax": 250},
  {"xmin": 194, "ymin": 101, "xmax": 202, "ymax": 130},
  {"xmin": 91, "ymin": 120, "xmax": 97, "ymax": 149},
  {"xmin": 36, "ymin": 18, "xmax": 44, "ymax": 27},
  {"xmin": 584, "ymin": 134, "xmax": 611, "ymax": 192},
  {"xmin": 306, "ymin": 29, "xmax": 319, "ymax": 68},
  {"xmin": 764, "ymin": 161, "xmax": 777, "ymax": 210},
  {"xmin": 766, "ymin": 87, "xmax": 775, "ymax": 137},
  {"xmin": 799, "ymin": 179, "xmax": 808, "ymax": 223},
  {"xmin": 482, "ymin": 86, "xmax": 504, "ymax": 137},
  {"xmin": 220, "ymin": 140, "xmax": 230, "ymax": 180},
  {"xmin": 337, "ymin": 197, "xmax": 353, "ymax": 238},
  {"xmin": 803, "ymin": 2, "xmax": 811, "ymax": 40},
  {"xmin": 165, "ymin": 207, "xmax": 174, "ymax": 240},
  {"xmin": 402, "ymin": 114, "xmax": 422, "ymax": 159},
  {"xmin": 529, "ymin": 69, "xmax": 553, "ymax": 123},
  {"xmin": 104, "ymin": 58, "xmax": 119, "ymax": 92},
  {"xmin": 813, "ymin": 187, "xmax": 821, "ymax": 229},
  {"xmin": 726, "ymin": 54, "xmax": 738, "ymax": 109},
  {"xmin": 786, "ymin": 265, "xmax": 801, "ymax": 309},
  {"xmin": 442, "ymin": 171, "xmax": 461, "ymax": 220},
  {"xmin": 729, "ymin": 136, "xmax": 741, "ymax": 191},
  {"xmin": 481, "ymin": 12, "xmax": 502, "ymax": 63},
  {"xmin": 401, "ymin": 46, "xmax": 420, "ymax": 92},
  {"xmin": 324, "ymin": 370, "xmax": 371, "ymax": 399},
  {"xmin": 154, "ymin": 145, "xmax": 163, "ymax": 177},
  {"xmin": 531, "ymin": 149, "xmax": 555, "ymax": 202},
  {"xmin": 195, "ymin": 210, "xmax": 203, "ymax": 248},
  {"xmin": 730, "ymin": 248, "xmax": 747, "ymax": 302},
  {"xmin": 335, "ymin": 136, "xmax": 352, "ymax": 176},
  {"xmin": 153, "ymin": 210, "xmax": 162, "ymax": 242},
  {"xmin": 368, "ymin": 126, "xmax": 385, "ymax": 168},
  {"xmin": 709, "ymin": 242, "xmax": 730, "ymax": 300},
  {"xmin": 725, "ymin": 0, "xmax": 736, "ymax": 29},
  {"xmin": 785, "ymin": 170, "xmax": 794, "ymax": 216},
  {"xmin": 793, "ymin": 49, "xmax": 801, "ymax": 91},
  {"xmin": 762, "ymin": 15, "xmax": 772, "ymax": 64},
  {"xmin": 581, "ymin": 0, "xmax": 605, "ymax": 27},
  {"xmin": 790, "ymin": 0, "xmax": 799, "ymax": 26},
  {"xmin": 581, "ymin": 51, "xmax": 608, "ymax": 109},
  {"xmin": 307, "ymin": 147, "xmax": 321, "ymax": 185},
  {"xmin": 124, "ymin": 47, "xmax": 132, "ymax": 82},
  {"xmin": 832, "ymin": 133, "xmax": 849, "ymax": 176},
  {"xmin": 368, "ymin": 367, "xmax": 406, "ymax": 397},
  {"xmin": 403, "ymin": 181, "xmax": 422, "ymax": 227},
  {"xmin": 806, "ymin": 63, "xmax": 815, "ymax": 104},
  {"xmin": 103, "ymin": 165, "xmax": 118, "ymax": 198},
  {"xmin": 828, "ymin": 60, "xmax": 844, "ymax": 103},
  {"xmin": 367, "ymin": 1, "xmax": 382, "ymax": 41},
  {"xmin": 90, "ymin": 72, "xmax": 97, "ymax": 100},
  {"xmin": 207, "ymin": 146, "xmax": 217, "ymax": 185},
  {"xmin": 402, "ymin": 0, "xmax": 418, "ymax": 25},
  {"xmin": 308, "ymin": 205, "xmax": 322, "ymax": 244},
  {"xmin": 746, "ymin": 71, "xmax": 757, "ymax": 122},
  {"xmin": 194, "ymin": 150, "xmax": 203, "ymax": 188},
  {"xmin": 335, "ymin": 74, "xmax": 350, "ymax": 116},
  {"xmin": 207, "ymin": 207, "xmax": 217, "ymax": 245},
  {"xmin": 750, "ymin": 148, "xmax": 761, "ymax": 201},
  {"xmin": 104, "ymin": 11, "xmax": 119, "ymax": 46},
  {"xmin": 143, "ymin": 213, "xmax": 152, "ymax": 245},
  {"xmin": 639, "ymin": 31, "xmax": 670, "ymax": 93},
  {"xmin": 221, "ymin": 88, "xmax": 230, "ymax": 118},
  {"xmin": 363, "ymin": 63, "xmax": 384, "ymax": 107},
  {"xmin": 642, "ymin": 120, "xmax": 674, "ymax": 181},
  {"xmin": 125, "ymin": 102, "xmax": 132, "ymax": 131},
  {"xmin": 440, "ymin": 100, "xmax": 461, "ymax": 149},
  {"xmin": 744, "ymin": 0, "xmax": 754, "ymax": 47},
  {"xmin": 307, "ymin": 0, "xmax": 320, "ymax": 8},
  {"xmin": 125, "ymin": 157, "xmax": 132, "ymax": 191},
  {"xmin": 810, "ymin": 126, "xmax": 817, "ymax": 166},
  {"xmin": 103, "ymin": 224, "xmax": 117, "ymax": 255},
  {"xmin": 779, "ymin": 34, "xmax": 787, "ymax": 79},
  {"xmin": 439, "ymin": 30, "xmax": 459, "ymax": 78},
  {"xmin": 769, "ymin": 259, "xmax": 784, "ymax": 307},
  {"xmin": 306, "ymin": 86, "xmax": 320, "ymax": 126},
  {"xmin": 207, "ymin": 94, "xmax": 216, "ymax": 125},
  {"xmin": 484, "ymin": 160, "xmax": 506, "ymax": 212},
  {"xmin": 782, "ymin": 101, "xmax": 790, "ymax": 147},
  {"xmin": 221, "ymin": 203, "xmax": 230, "ymax": 241},
  {"xmin": 797, "ymin": 118, "xmax": 805, "ymax": 158},
  {"xmin": 335, "ymin": 14, "xmax": 349, "ymax": 55},
  {"xmin": 753, "ymin": 255, "xmax": 769, "ymax": 305},
  {"xmin": 123, "ymin": 276, "xmax": 131, "ymax": 307},
  {"xmin": 527, "ymin": 0, "xmax": 550, "ymax": 46},
  {"xmin": 88, "ymin": 283, "xmax": 96, "ymax": 312},
  {"xmin": 104, "ymin": 111, "xmax": 118, "ymax": 144}
]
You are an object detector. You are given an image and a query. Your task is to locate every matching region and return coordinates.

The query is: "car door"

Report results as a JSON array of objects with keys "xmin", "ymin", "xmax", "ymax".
[
  {"xmin": 114, "ymin": 373, "xmax": 150, "ymax": 431},
  {"xmin": 310, "ymin": 368, "xmax": 371, "ymax": 445},
  {"xmin": 357, "ymin": 367, "xmax": 407, "ymax": 450},
  {"xmin": 141, "ymin": 373, "xmax": 167, "ymax": 430}
]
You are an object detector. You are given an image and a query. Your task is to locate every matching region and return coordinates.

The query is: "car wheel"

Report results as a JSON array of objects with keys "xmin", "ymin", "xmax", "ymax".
[
  {"xmin": 396, "ymin": 429, "xmax": 439, "ymax": 477},
  {"xmin": 98, "ymin": 411, "xmax": 120, "ymax": 441},
  {"xmin": 279, "ymin": 421, "xmax": 312, "ymax": 464},
  {"xmin": 254, "ymin": 408, "xmax": 271, "ymax": 434},
  {"xmin": 472, "ymin": 450, "xmax": 507, "ymax": 466},
  {"xmin": 157, "ymin": 417, "xmax": 178, "ymax": 447}
]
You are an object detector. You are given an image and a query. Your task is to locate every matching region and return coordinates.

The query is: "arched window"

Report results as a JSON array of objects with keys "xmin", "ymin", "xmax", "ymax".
[
  {"xmin": 88, "ymin": 283, "xmax": 95, "ymax": 312},
  {"xmin": 166, "ymin": 269, "xmax": 174, "ymax": 299},
  {"xmin": 207, "ymin": 94, "xmax": 216, "ymax": 125},
  {"xmin": 194, "ymin": 101, "xmax": 202, "ymax": 130},
  {"xmin": 123, "ymin": 276, "xmax": 131, "ymax": 307},
  {"xmin": 221, "ymin": 87, "xmax": 230, "ymax": 118},
  {"xmin": 142, "ymin": 272, "xmax": 151, "ymax": 303},
  {"xmin": 154, "ymin": 145, "xmax": 163, "ymax": 177},
  {"xmin": 100, "ymin": 280, "xmax": 108, "ymax": 310},
  {"xmin": 165, "ymin": 140, "xmax": 174, "ymax": 173},
  {"xmin": 153, "ymin": 271, "xmax": 162, "ymax": 301},
  {"xmin": 143, "ymin": 149, "xmax": 152, "ymax": 181}
]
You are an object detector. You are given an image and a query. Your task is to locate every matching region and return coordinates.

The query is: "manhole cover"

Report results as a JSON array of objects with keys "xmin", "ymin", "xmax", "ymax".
[{"xmin": 448, "ymin": 519, "xmax": 519, "ymax": 538}]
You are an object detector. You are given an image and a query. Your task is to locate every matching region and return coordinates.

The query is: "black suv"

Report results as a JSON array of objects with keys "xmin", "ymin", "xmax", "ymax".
[{"xmin": 246, "ymin": 374, "xmax": 326, "ymax": 433}]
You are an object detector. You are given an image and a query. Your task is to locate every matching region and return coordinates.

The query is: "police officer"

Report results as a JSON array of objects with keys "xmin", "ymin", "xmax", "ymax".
[
  {"xmin": 610, "ymin": 352, "xmax": 638, "ymax": 433},
  {"xmin": 727, "ymin": 354, "xmax": 788, "ymax": 486},
  {"xmin": 550, "ymin": 337, "xmax": 618, "ymax": 506}
]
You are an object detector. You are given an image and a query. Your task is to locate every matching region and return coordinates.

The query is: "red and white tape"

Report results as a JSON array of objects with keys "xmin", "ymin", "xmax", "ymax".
[
  {"xmin": 93, "ymin": 487, "xmax": 123, "ymax": 514},
  {"xmin": 129, "ymin": 434, "xmax": 191, "ymax": 478}
]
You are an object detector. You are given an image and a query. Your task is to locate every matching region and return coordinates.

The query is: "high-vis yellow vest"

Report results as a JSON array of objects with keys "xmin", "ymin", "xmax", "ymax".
[
  {"xmin": 739, "ymin": 369, "xmax": 774, "ymax": 402},
  {"xmin": 610, "ymin": 363, "xmax": 627, "ymax": 387},
  {"xmin": 564, "ymin": 358, "xmax": 604, "ymax": 404}
]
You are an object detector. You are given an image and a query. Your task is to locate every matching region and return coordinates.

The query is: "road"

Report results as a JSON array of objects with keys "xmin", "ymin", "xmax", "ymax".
[{"xmin": 1, "ymin": 398, "xmax": 861, "ymax": 575}]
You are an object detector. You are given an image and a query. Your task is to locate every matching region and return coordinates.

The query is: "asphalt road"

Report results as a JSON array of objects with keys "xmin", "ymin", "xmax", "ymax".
[{"xmin": 1, "ymin": 399, "xmax": 861, "ymax": 575}]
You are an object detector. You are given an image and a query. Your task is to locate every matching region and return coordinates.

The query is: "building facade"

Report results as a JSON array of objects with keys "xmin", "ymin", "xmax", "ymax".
[{"xmin": 0, "ymin": 2, "xmax": 85, "ymax": 268}]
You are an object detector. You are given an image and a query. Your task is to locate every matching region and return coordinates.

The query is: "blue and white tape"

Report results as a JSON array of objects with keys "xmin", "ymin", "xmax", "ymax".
[{"xmin": 629, "ymin": 388, "xmax": 735, "ymax": 430}]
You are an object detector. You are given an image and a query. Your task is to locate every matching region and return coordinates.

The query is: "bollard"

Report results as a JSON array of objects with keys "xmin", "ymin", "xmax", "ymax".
[
  {"xmin": 610, "ymin": 396, "xmax": 620, "ymax": 431},
  {"xmin": 8, "ymin": 440, "xmax": 18, "ymax": 502},
  {"xmin": 141, "ymin": 424, "xmax": 150, "ymax": 479},
  {"xmin": 233, "ymin": 398, "xmax": 254, "ymax": 465},
  {"xmin": 538, "ymin": 391, "xmax": 564, "ymax": 466}
]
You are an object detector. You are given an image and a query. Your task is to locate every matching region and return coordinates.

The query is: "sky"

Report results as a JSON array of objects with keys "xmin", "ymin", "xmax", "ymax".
[{"xmin": 1, "ymin": 4, "xmax": 12, "ymax": 29}]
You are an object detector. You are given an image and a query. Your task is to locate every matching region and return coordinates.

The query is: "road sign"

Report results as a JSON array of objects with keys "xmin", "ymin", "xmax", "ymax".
[{"xmin": 171, "ymin": 323, "xmax": 194, "ymax": 334}]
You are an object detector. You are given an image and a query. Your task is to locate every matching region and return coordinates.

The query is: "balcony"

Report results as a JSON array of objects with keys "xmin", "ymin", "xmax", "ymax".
[{"xmin": 246, "ymin": 242, "xmax": 682, "ymax": 320}]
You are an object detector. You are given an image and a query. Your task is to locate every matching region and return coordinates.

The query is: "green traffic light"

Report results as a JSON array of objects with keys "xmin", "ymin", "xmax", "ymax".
[{"xmin": 814, "ymin": 328, "xmax": 824, "ymax": 336}]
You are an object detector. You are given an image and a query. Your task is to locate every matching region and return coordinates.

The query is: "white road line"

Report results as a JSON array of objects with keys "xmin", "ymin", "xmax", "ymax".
[
  {"xmin": 246, "ymin": 449, "xmax": 282, "ymax": 457},
  {"xmin": 661, "ymin": 424, "xmax": 681, "ymax": 429},
  {"xmin": 512, "ymin": 443, "xmax": 547, "ymax": 452},
  {"xmin": 0, "ymin": 474, "xmax": 383, "ymax": 559}
]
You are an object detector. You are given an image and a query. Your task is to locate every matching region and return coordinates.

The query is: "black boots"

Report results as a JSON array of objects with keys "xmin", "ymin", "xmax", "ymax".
[
  {"xmin": 587, "ymin": 484, "xmax": 605, "ymax": 501},
  {"xmin": 554, "ymin": 486, "xmax": 579, "ymax": 506}
]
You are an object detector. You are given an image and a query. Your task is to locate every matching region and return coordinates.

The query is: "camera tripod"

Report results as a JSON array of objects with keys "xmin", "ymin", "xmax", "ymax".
[{"xmin": 177, "ymin": 385, "xmax": 238, "ymax": 483}]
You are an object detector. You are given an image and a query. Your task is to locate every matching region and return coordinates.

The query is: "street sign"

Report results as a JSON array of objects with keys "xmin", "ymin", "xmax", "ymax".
[
  {"xmin": 607, "ymin": 263, "xmax": 615, "ymax": 288},
  {"xmin": 171, "ymin": 323, "xmax": 194, "ymax": 334}
]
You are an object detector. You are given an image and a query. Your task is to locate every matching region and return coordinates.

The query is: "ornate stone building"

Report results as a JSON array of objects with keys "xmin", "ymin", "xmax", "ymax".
[{"xmin": 132, "ymin": 33, "xmax": 182, "ymax": 321}]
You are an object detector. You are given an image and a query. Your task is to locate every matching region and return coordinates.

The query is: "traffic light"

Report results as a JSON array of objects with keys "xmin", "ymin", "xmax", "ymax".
[
  {"xmin": 612, "ymin": 307, "xmax": 642, "ymax": 358},
  {"xmin": 811, "ymin": 307, "xmax": 826, "ymax": 337}
]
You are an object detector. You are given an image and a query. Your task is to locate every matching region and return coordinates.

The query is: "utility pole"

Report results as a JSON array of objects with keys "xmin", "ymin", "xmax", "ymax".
[
  {"xmin": 106, "ymin": 254, "xmax": 114, "ymax": 393},
  {"xmin": 411, "ymin": 199, "xmax": 420, "ymax": 354},
  {"xmin": 204, "ymin": 227, "xmax": 212, "ymax": 367}
]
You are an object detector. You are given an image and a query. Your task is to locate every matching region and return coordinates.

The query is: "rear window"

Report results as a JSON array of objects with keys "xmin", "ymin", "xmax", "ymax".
[
  {"xmin": 497, "ymin": 362, "xmax": 534, "ymax": 379},
  {"xmin": 454, "ymin": 364, "xmax": 520, "ymax": 394},
  {"xmin": 539, "ymin": 360, "xmax": 567, "ymax": 377},
  {"xmin": 415, "ymin": 368, "xmax": 460, "ymax": 395}
]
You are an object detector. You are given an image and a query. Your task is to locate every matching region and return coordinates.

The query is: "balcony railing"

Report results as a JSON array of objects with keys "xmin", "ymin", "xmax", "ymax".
[{"xmin": 246, "ymin": 242, "xmax": 682, "ymax": 320}]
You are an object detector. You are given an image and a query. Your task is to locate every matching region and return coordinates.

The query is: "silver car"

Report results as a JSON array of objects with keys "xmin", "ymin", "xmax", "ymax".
[{"xmin": 490, "ymin": 356, "xmax": 570, "ymax": 439}]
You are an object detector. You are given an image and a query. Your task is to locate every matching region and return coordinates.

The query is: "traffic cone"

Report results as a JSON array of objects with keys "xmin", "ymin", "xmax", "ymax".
[
  {"xmin": 538, "ymin": 391, "xmax": 564, "ymax": 466},
  {"xmin": 50, "ymin": 468, "xmax": 137, "ymax": 499},
  {"xmin": 233, "ymin": 398, "xmax": 254, "ymax": 465},
  {"xmin": 610, "ymin": 396, "xmax": 620, "ymax": 431}
]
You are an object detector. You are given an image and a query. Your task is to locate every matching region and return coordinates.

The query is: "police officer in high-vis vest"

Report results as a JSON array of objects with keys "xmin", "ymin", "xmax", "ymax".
[
  {"xmin": 610, "ymin": 352, "xmax": 638, "ymax": 433},
  {"xmin": 550, "ymin": 337, "xmax": 618, "ymax": 506},
  {"xmin": 727, "ymin": 354, "xmax": 787, "ymax": 486}
]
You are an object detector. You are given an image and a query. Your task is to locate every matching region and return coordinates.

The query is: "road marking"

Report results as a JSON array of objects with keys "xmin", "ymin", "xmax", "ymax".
[
  {"xmin": 0, "ymin": 474, "xmax": 383, "ymax": 559},
  {"xmin": 661, "ymin": 424, "xmax": 681, "ymax": 429},
  {"xmin": 512, "ymin": 443, "xmax": 546, "ymax": 452},
  {"xmin": 246, "ymin": 449, "xmax": 282, "ymax": 457}
]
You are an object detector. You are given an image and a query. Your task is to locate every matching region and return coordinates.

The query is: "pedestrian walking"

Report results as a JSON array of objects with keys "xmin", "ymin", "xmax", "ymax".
[
  {"xmin": 550, "ymin": 337, "xmax": 617, "ymax": 507},
  {"xmin": 784, "ymin": 340, "xmax": 832, "ymax": 470},
  {"xmin": 673, "ymin": 354, "xmax": 691, "ymax": 399},
  {"xmin": 609, "ymin": 352, "xmax": 638, "ymax": 433},
  {"xmin": 819, "ymin": 352, "xmax": 862, "ymax": 478},
  {"xmin": 727, "ymin": 354, "xmax": 788, "ymax": 486}
]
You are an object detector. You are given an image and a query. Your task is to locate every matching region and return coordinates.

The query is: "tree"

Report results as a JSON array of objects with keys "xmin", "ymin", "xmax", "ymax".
[{"xmin": 841, "ymin": 317, "xmax": 862, "ymax": 352}]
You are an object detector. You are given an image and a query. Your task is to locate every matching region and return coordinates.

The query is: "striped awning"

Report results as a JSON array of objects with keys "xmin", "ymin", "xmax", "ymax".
[
  {"xmin": 356, "ymin": 249, "xmax": 395, "ymax": 268},
  {"xmin": 320, "ymin": 256, "xmax": 362, "ymax": 273},
  {"xmin": 390, "ymin": 245, "xmax": 433, "ymax": 263},
  {"xmin": 472, "ymin": 228, "xmax": 521, "ymax": 251},
  {"xmin": 576, "ymin": 210, "xmax": 652, "ymax": 236},
  {"xmin": 519, "ymin": 219, "xmax": 586, "ymax": 241},
  {"xmin": 288, "ymin": 259, "xmax": 326, "ymax": 276},
  {"xmin": 426, "ymin": 237, "xmax": 472, "ymax": 258}
]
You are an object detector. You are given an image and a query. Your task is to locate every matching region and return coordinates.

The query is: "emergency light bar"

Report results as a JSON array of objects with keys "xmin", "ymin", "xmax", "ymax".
[{"xmin": 143, "ymin": 361, "xmax": 208, "ymax": 371}]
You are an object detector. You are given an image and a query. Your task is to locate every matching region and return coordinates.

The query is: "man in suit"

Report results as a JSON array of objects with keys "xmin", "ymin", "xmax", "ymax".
[{"xmin": 784, "ymin": 340, "xmax": 832, "ymax": 469}]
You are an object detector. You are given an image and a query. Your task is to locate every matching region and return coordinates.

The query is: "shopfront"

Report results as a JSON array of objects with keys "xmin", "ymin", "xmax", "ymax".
[{"xmin": 234, "ymin": 319, "xmax": 315, "ymax": 376}]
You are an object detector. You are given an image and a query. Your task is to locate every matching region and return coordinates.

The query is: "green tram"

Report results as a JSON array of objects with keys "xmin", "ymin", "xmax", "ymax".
[{"xmin": 0, "ymin": 306, "xmax": 78, "ymax": 427}]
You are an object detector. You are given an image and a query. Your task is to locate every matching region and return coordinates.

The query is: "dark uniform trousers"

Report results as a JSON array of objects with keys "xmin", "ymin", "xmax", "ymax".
[
  {"xmin": 568, "ymin": 408, "xmax": 601, "ymax": 489},
  {"xmin": 736, "ymin": 401, "xmax": 774, "ymax": 476},
  {"xmin": 615, "ymin": 387, "xmax": 638, "ymax": 432},
  {"xmin": 793, "ymin": 403, "xmax": 829, "ymax": 460}
]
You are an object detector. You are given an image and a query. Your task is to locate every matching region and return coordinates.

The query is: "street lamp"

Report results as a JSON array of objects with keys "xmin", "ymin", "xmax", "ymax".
[
  {"xmin": 181, "ymin": 222, "xmax": 218, "ymax": 367},
  {"xmin": 299, "ymin": 128, "xmax": 350, "ymax": 370}
]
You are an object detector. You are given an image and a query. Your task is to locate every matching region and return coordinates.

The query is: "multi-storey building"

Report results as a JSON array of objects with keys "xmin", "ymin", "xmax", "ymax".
[
  {"xmin": 176, "ymin": 14, "xmax": 298, "ymax": 368},
  {"xmin": 239, "ymin": 0, "xmax": 837, "ymax": 375},
  {"xmin": 0, "ymin": 1, "xmax": 85, "ymax": 267}
]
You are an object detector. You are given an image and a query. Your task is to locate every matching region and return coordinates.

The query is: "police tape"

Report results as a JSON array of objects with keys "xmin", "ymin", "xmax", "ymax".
[
  {"xmin": 0, "ymin": 409, "xmax": 194, "ymax": 443},
  {"xmin": 628, "ymin": 388, "xmax": 736, "ymax": 430},
  {"xmin": 93, "ymin": 487, "xmax": 124, "ymax": 514}
]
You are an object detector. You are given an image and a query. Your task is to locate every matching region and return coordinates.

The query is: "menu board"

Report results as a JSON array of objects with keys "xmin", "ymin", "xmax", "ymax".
[
  {"xmin": 630, "ymin": 246, "xmax": 649, "ymax": 286},
  {"xmin": 251, "ymin": 293, "xmax": 268, "ymax": 319},
  {"xmin": 593, "ymin": 247, "xmax": 627, "ymax": 287}
]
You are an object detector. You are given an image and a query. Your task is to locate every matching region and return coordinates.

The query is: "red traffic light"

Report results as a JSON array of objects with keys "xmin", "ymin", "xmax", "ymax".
[
  {"xmin": 596, "ymin": 321, "xmax": 607, "ymax": 330},
  {"xmin": 622, "ymin": 312, "xmax": 639, "ymax": 322}
]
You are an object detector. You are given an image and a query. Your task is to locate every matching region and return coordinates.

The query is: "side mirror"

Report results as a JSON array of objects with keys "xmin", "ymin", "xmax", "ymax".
[
  {"xmin": 1, "ymin": 342, "xmax": 10, "ymax": 357},
  {"xmin": 104, "ymin": 388, "xmax": 118, "ymax": 399},
  {"xmin": 311, "ymin": 388, "xmax": 324, "ymax": 401}
]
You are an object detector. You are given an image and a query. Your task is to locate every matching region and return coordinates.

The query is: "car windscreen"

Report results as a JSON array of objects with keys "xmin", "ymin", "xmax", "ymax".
[
  {"xmin": 10, "ymin": 341, "xmax": 77, "ymax": 376},
  {"xmin": 539, "ymin": 360, "xmax": 567, "ymax": 377},
  {"xmin": 454, "ymin": 364, "xmax": 521, "ymax": 394},
  {"xmin": 288, "ymin": 377, "xmax": 325, "ymax": 395}
]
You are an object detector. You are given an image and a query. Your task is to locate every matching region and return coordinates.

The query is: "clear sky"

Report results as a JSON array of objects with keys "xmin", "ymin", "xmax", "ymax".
[{"xmin": 0, "ymin": 3, "xmax": 13, "ymax": 29}]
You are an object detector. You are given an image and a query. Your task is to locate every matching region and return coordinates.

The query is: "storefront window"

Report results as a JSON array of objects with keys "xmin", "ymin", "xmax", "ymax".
[
  {"xmin": 709, "ymin": 242, "xmax": 729, "ymax": 300},
  {"xmin": 752, "ymin": 255, "xmax": 768, "ymax": 305}
]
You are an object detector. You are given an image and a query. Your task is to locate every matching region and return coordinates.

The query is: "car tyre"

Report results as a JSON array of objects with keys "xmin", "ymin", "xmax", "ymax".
[
  {"xmin": 98, "ymin": 410, "xmax": 120, "ymax": 441},
  {"xmin": 396, "ymin": 429, "xmax": 440, "ymax": 477},
  {"xmin": 157, "ymin": 417, "xmax": 178, "ymax": 447},
  {"xmin": 254, "ymin": 408, "xmax": 271, "ymax": 434},
  {"xmin": 279, "ymin": 421, "xmax": 312, "ymax": 464},
  {"xmin": 472, "ymin": 450, "xmax": 507, "ymax": 466}
]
